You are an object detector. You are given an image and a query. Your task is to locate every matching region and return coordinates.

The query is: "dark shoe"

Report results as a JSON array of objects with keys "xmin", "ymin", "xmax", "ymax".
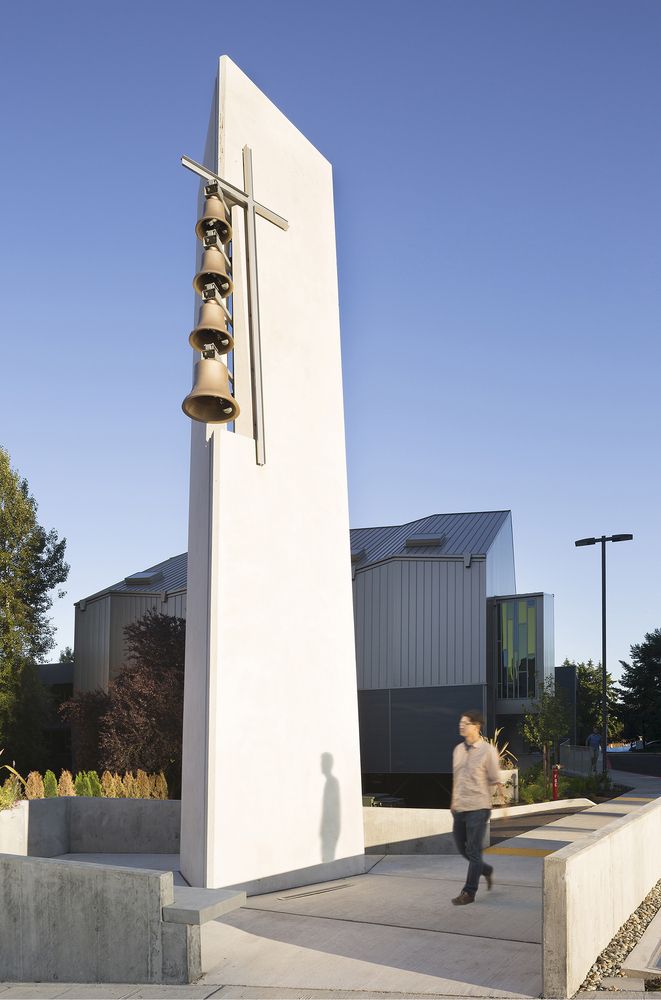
[
  {"xmin": 484, "ymin": 868, "xmax": 493, "ymax": 891},
  {"xmin": 451, "ymin": 890, "xmax": 475, "ymax": 906}
]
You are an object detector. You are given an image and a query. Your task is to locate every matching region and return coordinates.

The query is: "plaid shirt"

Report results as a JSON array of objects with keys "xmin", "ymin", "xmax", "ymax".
[{"xmin": 451, "ymin": 738, "xmax": 501, "ymax": 811}]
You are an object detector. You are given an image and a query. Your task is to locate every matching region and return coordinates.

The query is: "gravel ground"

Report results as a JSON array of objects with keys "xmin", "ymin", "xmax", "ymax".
[{"xmin": 578, "ymin": 878, "xmax": 661, "ymax": 993}]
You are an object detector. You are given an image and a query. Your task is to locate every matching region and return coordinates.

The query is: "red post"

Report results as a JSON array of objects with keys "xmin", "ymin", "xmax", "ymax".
[{"xmin": 552, "ymin": 765, "xmax": 559, "ymax": 801}]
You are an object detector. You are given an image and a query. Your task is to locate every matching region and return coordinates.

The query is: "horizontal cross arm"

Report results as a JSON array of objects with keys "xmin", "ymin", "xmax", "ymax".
[{"xmin": 181, "ymin": 155, "xmax": 288, "ymax": 231}]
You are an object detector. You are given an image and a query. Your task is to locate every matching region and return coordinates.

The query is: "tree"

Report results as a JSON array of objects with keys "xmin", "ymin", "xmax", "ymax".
[
  {"xmin": 60, "ymin": 688, "xmax": 110, "ymax": 772},
  {"xmin": 61, "ymin": 610, "xmax": 185, "ymax": 796},
  {"xmin": 99, "ymin": 611, "xmax": 185, "ymax": 796},
  {"xmin": 0, "ymin": 447, "xmax": 69, "ymax": 771},
  {"xmin": 568, "ymin": 659, "xmax": 623, "ymax": 744},
  {"xmin": 59, "ymin": 646, "xmax": 74, "ymax": 663},
  {"xmin": 522, "ymin": 677, "xmax": 571, "ymax": 793},
  {"xmin": 618, "ymin": 629, "xmax": 661, "ymax": 744}
]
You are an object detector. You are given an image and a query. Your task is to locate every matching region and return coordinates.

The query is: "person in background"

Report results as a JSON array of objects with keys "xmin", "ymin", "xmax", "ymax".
[
  {"xmin": 450, "ymin": 710, "xmax": 502, "ymax": 906},
  {"xmin": 586, "ymin": 729, "xmax": 602, "ymax": 773}
]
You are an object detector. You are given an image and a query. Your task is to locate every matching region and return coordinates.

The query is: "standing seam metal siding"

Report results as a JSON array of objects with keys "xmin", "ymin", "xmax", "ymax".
[
  {"xmin": 74, "ymin": 591, "xmax": 187, "ymax": 692},
  {"xmin": 353, "ymin": 558, "xmax": 487, "ymax": 690},
  {"xmin": 73, "ymin": 597, "xmax": 111, "ymax": 692},
  {"xmin": 109, "ymin": 593, "xmax": 187, "ymax": 684}
]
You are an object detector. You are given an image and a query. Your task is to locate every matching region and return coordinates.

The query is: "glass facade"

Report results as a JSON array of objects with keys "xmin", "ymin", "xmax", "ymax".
[{"xmin": 496, "ymin": 597, "xmax": 538, "ymax": 699}]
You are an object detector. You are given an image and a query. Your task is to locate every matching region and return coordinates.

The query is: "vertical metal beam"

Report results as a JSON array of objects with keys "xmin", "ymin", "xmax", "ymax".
[
  {"xmin": 601, "ymin": 536, "xmax": 608, "ymax": 776},
  {"xmin": 243, "ymin": 146, "xmax": 266, "ymax": 466}
]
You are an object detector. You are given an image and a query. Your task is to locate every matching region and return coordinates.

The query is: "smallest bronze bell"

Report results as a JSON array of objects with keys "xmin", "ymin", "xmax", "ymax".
[
  {"xmin": 182, "ymin": 357, "xmax": 239, "ymax": 424},
  {"xmin": 195, "ymin": 194, "xmax": 232, "ymax": 245}
]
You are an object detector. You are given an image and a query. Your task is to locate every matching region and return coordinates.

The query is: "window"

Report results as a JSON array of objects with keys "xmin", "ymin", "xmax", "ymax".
[{"xmin": 496, "ymin": 598, "xmax": 537, "ymax": 699}]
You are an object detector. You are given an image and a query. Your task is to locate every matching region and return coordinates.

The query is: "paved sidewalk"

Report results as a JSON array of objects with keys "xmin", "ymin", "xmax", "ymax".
[{"xmin": 3, "ymin": 770, "xmax": 661, "ymax": 999}]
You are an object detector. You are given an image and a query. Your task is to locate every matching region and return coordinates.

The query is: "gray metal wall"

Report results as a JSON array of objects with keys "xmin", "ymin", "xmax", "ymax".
[
  {"xmin": 74, "ymin": 597, "xmax": 111, "ymax": 692},
  {"xmin": 358, "ymin": 683, "xmax": 486, "ymax": 773},
  {"xmin": 74, "ymin": 591, "xmax": 187, "ymax": 692},
  {"xmin": 353, "ymin": 557, "xmax": 487, "ymax": 690},
  {"xmin": 109, "ymin": 592, "xmax": 187, "ymax": 684}
]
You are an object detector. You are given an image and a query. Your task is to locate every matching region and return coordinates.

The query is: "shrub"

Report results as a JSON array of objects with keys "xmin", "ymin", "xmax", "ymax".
[
  {"xmin": 125, "ymin": 772, "xmax": 140, "ymax": 798},
  {"xmin": 87, "ymin": 771, "xmax": 102, "ymax": 797},
  {"xmin": 101, "ymin": 770, "xmax": 116, "ymax": 797},
  {"xmin": 134, "ymin": 769, "xmax": 151, "ymax": 799},
  {"xmin": 153, "ymin": 772, "xmax": 168, "ymax": 800},
  {"xmin": 57, "ymin": 770, "xmax": 75, "ymax": 796},
  {"xmin": 0, "ymin": 776, "xmax": 22, "ymax": 810},
  {"xmin": 25, "ymin": 771, "xmax": 45, "ymax": 799},
  {"xmin": 43, "ymin": 770, "xmax": 58, "ymax": 798},
  {"xmin": 114, "ymin": 772, "xmax": 128, "ymax": 797},
  {"xmin": 74, "ymin": 772, "xmax": 92, "ymax": 797}
]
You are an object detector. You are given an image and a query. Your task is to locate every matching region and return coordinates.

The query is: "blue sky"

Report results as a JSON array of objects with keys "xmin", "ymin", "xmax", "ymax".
[{"xmin": 1, "ymin": 1, "xmax": 659, "ymax": 677}]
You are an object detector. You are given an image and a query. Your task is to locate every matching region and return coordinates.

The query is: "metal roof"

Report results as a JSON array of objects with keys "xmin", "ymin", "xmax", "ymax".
[
  {"xmin": 79, "ymin": 511, "xmax": 511, "ymax": 602},
  {"xmin": 349, "ymin": 511, "xmax": 511, "ymax": 568},
  {"xmin": 79, "ymin": 552, "xmax": 188, "ymax": 603}
]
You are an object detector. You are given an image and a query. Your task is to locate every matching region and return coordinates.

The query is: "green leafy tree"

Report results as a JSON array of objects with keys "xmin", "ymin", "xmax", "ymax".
[
  {"xmin": 58, "ymin": 646, "xmax": 74, "ymax": 663},
  {"xmin": 618, "ymin": 629, "xmax": 661, "ymax": 744},
  {"xmin": 0, "ymin": 447, "xmax": 69, "ymax": 771},
  {"xmin": 567, "ymin": 659, "xmax": 623, "ymax": 744},
  {"xmin": 522, "ymin": 677, "xmax": 571, "ymax": 794}
]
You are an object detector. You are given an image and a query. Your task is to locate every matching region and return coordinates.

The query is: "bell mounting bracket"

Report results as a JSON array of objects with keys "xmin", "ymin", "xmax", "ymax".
[{"xmin": 182, "ymin": 149, "xmax": 288, "ymax": 466}]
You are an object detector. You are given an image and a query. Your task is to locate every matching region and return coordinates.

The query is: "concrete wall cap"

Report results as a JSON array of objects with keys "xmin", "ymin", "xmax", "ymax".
[{"xmin": 162, "ymin": 886, "xmax": 246, "ymax": 924}]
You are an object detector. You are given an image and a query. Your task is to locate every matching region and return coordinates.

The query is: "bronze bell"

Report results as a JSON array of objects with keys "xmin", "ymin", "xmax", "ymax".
[
  {"xmin": 195, "ymin": 194, "xmax": 232, "ymax": 244},
  {"xmin": 193, "ymin": 245, "xmax": 233, "ymax": 298},
  {"xmin": 189, "ymin": 299, "xmax": 234, "ymax": 355},
  {"xmin": 182, "ymin": 357, "xmax": 239, "ymax": 424}
]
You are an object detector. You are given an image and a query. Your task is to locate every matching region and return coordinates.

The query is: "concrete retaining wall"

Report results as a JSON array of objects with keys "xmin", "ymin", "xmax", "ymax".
[
  {"xmin": 363, "ymin": 807, "xmax": 461, "ymax": 854},
  {"xmin": 543, "ymin": 795, "xmax": 661, "ymax": 997},
  {"xmin": 0, "ymin": 854, "xmax": 198, "ymax": 984},
  {"xmin": 0, "ymin": 798, "xmax": 181, "ymax": 856},
  {"xmin": 362, "ymin": 798, "xmax": 593, "ymax": 855},
  {"xmin": 69, "ymin": 798, "xmax": 181, "ymax": 853},
  {"xmin": 559, "ymin": 744, "xmax": 594, "ymax": 775}
]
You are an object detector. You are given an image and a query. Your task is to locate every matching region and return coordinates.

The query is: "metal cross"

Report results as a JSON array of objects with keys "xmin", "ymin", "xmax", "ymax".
[{"xmin": 182, "ymin": 150, "xmax": 288, "ymax": 466}]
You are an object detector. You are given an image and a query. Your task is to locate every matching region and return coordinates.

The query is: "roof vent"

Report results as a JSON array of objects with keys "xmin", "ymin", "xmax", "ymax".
[
  {"xmin": 405, "ymin": 534, "xmax": 445, "ymax": 548},
  {"xmin": 124, "ymin": 570, "xmax": 163, "ymax": 587},
  {"xmin": 351, "ymin": 548, "xmax": 367, "ymax": 563}
]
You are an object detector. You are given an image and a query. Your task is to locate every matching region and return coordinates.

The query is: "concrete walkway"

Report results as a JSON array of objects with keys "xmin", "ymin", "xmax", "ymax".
[{"xmin": 3, "ymin": 769, "xmax": 661, "ymax": 999}]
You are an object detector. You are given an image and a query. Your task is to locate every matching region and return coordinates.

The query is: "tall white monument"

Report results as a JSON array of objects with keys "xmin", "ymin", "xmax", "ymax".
[{"xmin": 180, "ymin": 57, "xmax": 365, "ymax": 890}]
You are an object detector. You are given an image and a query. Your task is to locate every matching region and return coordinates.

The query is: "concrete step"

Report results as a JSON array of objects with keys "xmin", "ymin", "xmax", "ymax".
[
  {"xmin": 575, "ymin": 992, "xmax": 649, "ymax": 999},
  {"xmin": 621, "ymin": 908, "xmax": 661, "ymax": 977},
  {"xmin": 600, "ymin": 976, "xmax": 647, "ymax": 990},
  {"xmin": 163, "ymin": 885, "xmax": 246, "ymax": 924}
]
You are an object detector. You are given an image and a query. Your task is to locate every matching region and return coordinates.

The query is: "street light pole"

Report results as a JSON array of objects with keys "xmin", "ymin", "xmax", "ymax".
[
  {"xmin": 575, "ymin": 533, "xmax": 633, "ymax": 777},
  {"xmin": 600, "ymin": 536, "xmax": 607, "ymax": 777}
]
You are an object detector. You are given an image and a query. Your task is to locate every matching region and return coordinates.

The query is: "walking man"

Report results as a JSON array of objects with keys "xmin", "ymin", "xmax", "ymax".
[
  {"xmin": 586, "ymin": 729, "xmax": 602, "ymax": 773},
  {"xmin": 450, "ymin": 710, "xmax": 502, "ymax": 905}
]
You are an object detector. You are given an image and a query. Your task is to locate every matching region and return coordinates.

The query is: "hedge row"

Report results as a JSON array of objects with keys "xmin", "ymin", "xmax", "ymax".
[{"xmin": 5, "ymin": 768, "xmax": 169, "ymax": 801}]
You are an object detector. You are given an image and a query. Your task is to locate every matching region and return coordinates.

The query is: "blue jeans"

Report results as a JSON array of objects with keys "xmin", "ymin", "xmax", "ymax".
[{"xmin": 452, "ymin": 808, "xmax": 492, "ymax": 896}]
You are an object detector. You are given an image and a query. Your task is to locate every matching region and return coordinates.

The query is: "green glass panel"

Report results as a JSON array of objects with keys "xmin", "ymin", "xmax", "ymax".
[
  {"xmin": 507, "ymin": 607, "xmax": 515, "ymax": 680},
  {"xmin": 527, "ymin": 601, "xmax": 536, "ymax": 655}
]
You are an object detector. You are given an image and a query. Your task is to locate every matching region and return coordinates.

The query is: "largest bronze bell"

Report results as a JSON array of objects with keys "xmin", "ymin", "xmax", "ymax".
[
  {"xmin": 195, "ymin": 194, "xmax": 232, "ymax": 244},
  {"xmin": 182, "ymin": 357, "xmax": 239, "ymax": 424},
  {"xmin": 193, "ymin": 245, "xmax": 233, "ymax": 297},
  {"xmin": 189, "ymin": 299, "xmax": 234, "ymax": 355}
]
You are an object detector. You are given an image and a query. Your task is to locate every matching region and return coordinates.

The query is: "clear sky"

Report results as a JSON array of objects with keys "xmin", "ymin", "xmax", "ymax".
[{"xmin": 1, "ymin": 1, "xmax": 659, "ymax": 677}]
